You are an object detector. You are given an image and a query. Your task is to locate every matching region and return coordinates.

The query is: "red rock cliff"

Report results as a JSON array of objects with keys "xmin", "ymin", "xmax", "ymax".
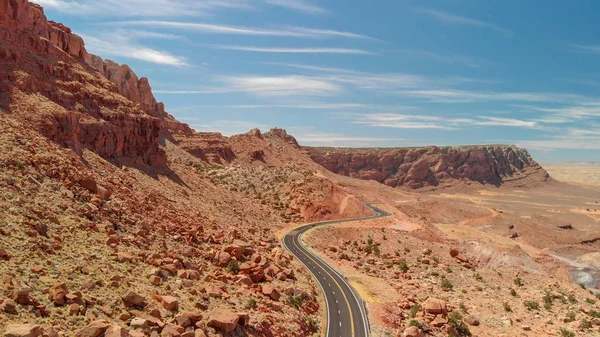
[
  {"xmin": 0, "ymin": 0, "xmax": 191, "ymax": 163},
  {"xmin": 308, "ymin": 145, "xmax": 550, "ymax": 189}
]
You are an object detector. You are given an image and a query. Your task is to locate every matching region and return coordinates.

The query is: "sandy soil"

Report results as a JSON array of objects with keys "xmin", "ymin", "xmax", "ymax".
[{"xmin": 545, "ymin": 163, "xmax": 600, "ymax": 188}]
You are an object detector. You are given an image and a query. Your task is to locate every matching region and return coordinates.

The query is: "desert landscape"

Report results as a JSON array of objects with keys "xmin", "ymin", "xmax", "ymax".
[{"xmin": 0, "ymin": 1, "xmax": 599, "ymax": 337}]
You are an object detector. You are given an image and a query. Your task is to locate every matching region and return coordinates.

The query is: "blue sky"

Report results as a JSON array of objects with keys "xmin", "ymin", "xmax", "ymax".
[{"xmin": 35, "ymin": 0, "xmax": 600, "ymax": 162}]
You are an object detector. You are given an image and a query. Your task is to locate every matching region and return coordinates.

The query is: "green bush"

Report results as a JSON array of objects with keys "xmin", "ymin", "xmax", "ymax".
[
  {"xmin": 448, "ymin": 311, "xmax": 471, "ymax": 336},
  {"xmin": 524, "ymin": 300, "xmax": 540, "ymax": 311},
  {"xmin": 441, "ymin": 277, "xmax": 454, "ymax": 291},
  {"xmin": 409, "ymin": 304, "xmax": 420, "ymax": 318},
  {"xmin": 558, "ymin": 328, "xmax": 575, "ymax": 337},
  {"xmin": 514, "ymin": 277, "xmax": 524, "ymax": 287},
  {"xmin": 227, "ymin": 260, "xmax": 239, "ymax": 274},
  {"xmin": 287, "ymin": 294, "xmax": 305, "ymax": 310}
]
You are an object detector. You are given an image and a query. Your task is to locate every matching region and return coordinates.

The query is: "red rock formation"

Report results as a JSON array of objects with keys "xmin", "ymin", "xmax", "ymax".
[
  {"xmin": 308, "ymin": 145, "xmax": 550, "ymax": 189},
  {"xmin": 0, "ymin": 0, "xmax": 191, "ymax": 163}
]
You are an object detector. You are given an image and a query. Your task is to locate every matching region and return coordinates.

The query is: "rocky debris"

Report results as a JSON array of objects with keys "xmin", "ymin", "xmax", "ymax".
[
  {"xmin": 121, "ymin": 290, "xmax": 146, "ymax": 308},
  {"xmin": 262, "ymin": 285, "xmax": 281, "ymax": 301},
  {"xmin": 207, "ymin": 309, "xmax": 249, "ymax": 333},
  {"xmin": 1, "ymin": 298, "xmax": 18, "ymax": 314},
  {"xmin": 158, "ymin": 295, "xmax": 179, "ymax": 311},
  {"xmin": 48, "ymin": 282, "xmax": 68, "ymax": 305},
  {"xmin": 309, "ymin": 145, "xmax": 550, "ymax": 189},
  {"xmin": 5, "ymin": 324, "xmax": 41, "ymax": 337},
  {"xmin": 449, "ymin": 248, "xmax": 459, "ymax": 257},
  {"xmin": 0, "ymin": 247, "xmax": 12, "ymax": 260},
  {"xmin": 103, "ymin": 326, "xmax": 131, "ymax": 337},
  {"xmin": 422, "ymin": 297, "xmax": 448, "ymax": 315},
  {"xmin": 75, "ymin": 320, "xmax": 111, "ymax": 337},
  {"xmin": 403, "ymin": 326, "xmax": 425, "ymax": 337}
]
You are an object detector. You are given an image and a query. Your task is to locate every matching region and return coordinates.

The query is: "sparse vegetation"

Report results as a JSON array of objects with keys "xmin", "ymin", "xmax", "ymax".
[
  {"xmin": 287, "ymin": 294, "xmax": 305, "ymax": 310},
  {"xmin": 408, "ymin": 320, "xmax": 423, "ymax": 329},
  {"xmin": 399, "ymin": 262, "xmax": 409, "ymax": 273},
  {"xmin": 227, "ymin": 260, "xmax": 240, "ymax": 274},
  {"xmin": 503, "ymin": 302, "xmax": 512, "ymax": 312},
  {"xmin": 247, "ymin": 298, "xmax": 257, "ymax": 309},
  {"xmin": 441, "ymin": 276, "xmax": 454, "ymax": 291},
  {"xmin": 448, "ymin": 311, "xmax": 471, "ymax": 337},
  {"xmin": 474, "ymin": 272, "xmax": 483, "ymax": 282},
  {"xmin": 510, "ymin": 288, "xmax": 517, "ymax": 297},
  {"xmin": 558, "ymin": 328, "xmax": 575, "ymax": 337},
  {"xmin": 524, "ymin": 300, "xmax": 540, "ymax": 311},
  {"xmin": 409, "ymin": 304, "xmax": 420, "ymax": 318},
  {"xmin": 514, "ymin": 277, "xmax": 524, "ymax": 287}
]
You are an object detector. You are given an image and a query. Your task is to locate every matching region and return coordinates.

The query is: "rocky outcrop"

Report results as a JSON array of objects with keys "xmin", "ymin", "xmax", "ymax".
[
  {"xmin": 0, "ymin": 0, "xmax": 190, "ymax": 163},
  {"xmin": 308, "ymin": 145, "xmax": 550, "ymax": 189}
]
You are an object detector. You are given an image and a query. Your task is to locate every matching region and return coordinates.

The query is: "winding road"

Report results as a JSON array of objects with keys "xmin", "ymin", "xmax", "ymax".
[{"xmin": 283, "ymin": 204, "xmax": 390, "ymax": 337}]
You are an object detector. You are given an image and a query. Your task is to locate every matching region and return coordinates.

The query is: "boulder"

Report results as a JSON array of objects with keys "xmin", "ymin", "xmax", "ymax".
[
  {"xmin": 262, "ymin": 285, "xmax": 281, "ymax": 301},
  {"xmin": 421, "ymin": 297, "xmax": 447, "ymax": 315},
  {"xmin": 75, "ymin": 320, "xmax": 111, "ymax": 337},
  {"xmin": 5, "ymin": 324, "xmax": 42, "ymax": 337},
  {"xmin": 403, "ymin": 326, "xmax": 425, "ymax": 337},
  {"xmin": 449, "ymin": 248, "xmax": 459, "ymax": 257},
  {"xmin": 104, "ymin": 326, "xmax": 131, "ymax": 337},
  {"xmin": 121, "ymin": 290, "xmax": 146, "ymax": 307},
  {"xmin": 207, "ymin": 309, "xmax": 243, "ymax": 333},
  {"xmin": 1, "ymin": 298, "xmax": 18, "ymax": 314},
  {"xmin": 48, "ymin": 282, "xmax": 68, "ymax": 306},
  {"xmin": 159, "ymin": 295, "xmax": 179, "ymax": 311}
]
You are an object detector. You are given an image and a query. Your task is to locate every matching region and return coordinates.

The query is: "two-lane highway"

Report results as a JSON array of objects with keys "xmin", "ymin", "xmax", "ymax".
[{"xmin": 283, "ymin": 204, "xmax": 390, "ymax": 337}]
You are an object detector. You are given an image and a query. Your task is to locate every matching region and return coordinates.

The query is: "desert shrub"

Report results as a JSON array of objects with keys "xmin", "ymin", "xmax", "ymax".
[
  {"xmin": 409, "ymin": 320, "xmax": 423, "ymax": 329},
  {"xmin": 287, "ymin": 294, "xmax": 305, "ymax": 309},
  {"xmin": 580, "ymin": 318, "xmax": 591, "ymax": 330},
  {"xmin": 524, "ymin": 300, "xmax": 540, "ymax": 311},
  {"xmin": 589, "ymin": 310, "xmax": 600, "ymax": 319},
  {"xmin": 441, "ymin": 277, "xmax": 454, "ymax": 291},
  {"xmin": 503, "ymin": 302, "xmax": 512, "ymax": 312},
  {"xmin": 247, "ymin": 298, "xmax": 257, "ymax": 309},
  {"xmin": 558, "ymin": 328, "xmax": 575, "ymax": 337},
  {"xmin": 409, "ymin": 304, "xmax": 420, "ymax": 318},
  {"xmin": 510, "ymin": 288, "xmax": 517, "ymax": 297},
  {"xmin": 474, "ymin": 273, "xmax": 484, "ymax": 282},
  {"xmin": 514, "ymin": 277, "xmax": 524, "ymax": 287},
  {"xmin": 227, "ymin": 260, "xmax": 239, "ymax": 274},
  {"xmin": 568, "ymin": 294, "xmax": 577, "ymax": 304},
  {"xmin": 404, "ymin": 247, "xmax": 410, "ymax": 253},
  {"xmin": 399, "ymin": 262, "xmax": 409, "ymax": 273},
  {"xmin": 448, "ymin": 311, "xmax": 471, "ymax": 336},
  {"xmin": 565, "ymin": 311, "xmax": 576, "ymax": 322},
  {"xmin": 585, "ymin": 298, "xmax": 596, "ymax": 305}
]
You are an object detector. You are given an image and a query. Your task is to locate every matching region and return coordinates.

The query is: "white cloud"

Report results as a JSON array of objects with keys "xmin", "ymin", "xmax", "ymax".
[
  {"xmin": 81, "ymin": 33, "xmax": 188, "ymax": 67},
  {"xmin": 218, "ymin": 75, "xmax": 341, "ymax": 96},
  {"xmin": 33, "ymin": 0, "xmax": 250, "ymax": 17},
  {"xmin": 207, "ymin": 45, "xmax": 375, "ymax": 55},
  {"xmin": 414, "ymin": 8, "xmax": 512, "ymax": 35},
  {"xmin": 351, "ymin": 113, "xmax": 539, "ymax": 130},
  {"xmin": 264, "ymin": 0, "xmax": 327, "ymax": 15},
  {"xmin": 398, "ymin": 89, "xmax": 588, "ymax": 104},
  {"xmin": 517, "ymin": 129, "xmax": 600, "ymax": 151},
  {"xmin": 183, "ymin": 120, "xmax": 269, "ymax": 135},
  {"xmin": 294, "ymin": 133, "xmax": 407, "ymax": 147},
  {"xmin": 109, "ymin": 21, "xmax": 376, "ymax": 40}
]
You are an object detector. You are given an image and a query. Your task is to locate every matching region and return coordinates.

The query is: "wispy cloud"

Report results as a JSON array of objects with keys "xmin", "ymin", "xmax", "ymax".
[
  {"xmin": 402, "ymin": 50, "xmax": 485, "ymax": 68},
  {"xmin": 81, "ymin": 32, "xmax": 188, "ymax": 67},
  {"xmin": 351, "ymin": 113, "xmax": 539, "ymax": 130},
  {"xmin": 572, "ymin": 44, "xmax": 600, "ymax": 55},
  {"xmin": 182, "ymin": 120, "xmax": 270, "ymax": 135},
  {"xmin": 414, "ymin": 8, "xmax": 512, "ymax": 35},
  {"xmin": 294, "ymin": 133, "xmax": 407, "ymax": 147},
  {"xmin": 157, "ymin": 76, "xmax": 341, "ymax": 96},
  {"xmin": 264, "ymin": 0, "xmax": 327, "ymax": 15},
  {"xmin": 33, "ymin": 0, "xmax": 250, "ymax": 17},
  {"xmin": 108, "ymin": 21, "xmax": 376, "ymax": 40},
  {"xmin": 398, "ymin": 89, "xmax": 588, "ymax": 104},
  {"xmin": 207, "ymin": 45, "xmax": 375, "ymax": 54},
  {"xmin": 517, "ymin": 128, "xmax": 600, "ymax": 151}
]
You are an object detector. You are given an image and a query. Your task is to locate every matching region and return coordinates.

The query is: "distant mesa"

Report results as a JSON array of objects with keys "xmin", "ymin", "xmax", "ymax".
[{"xmin": 307, "ymin": 145, "xmax": 550, "ymax": 189}]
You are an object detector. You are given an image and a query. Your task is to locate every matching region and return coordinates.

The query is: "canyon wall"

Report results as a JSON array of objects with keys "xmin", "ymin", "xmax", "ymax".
[
  {"xmin": 0, "ymin": 0, "xmax": 190, "ymax": 164},
  {"xmin": 308, "ymin": 145, "xmax": 550, "ymax": 189}
]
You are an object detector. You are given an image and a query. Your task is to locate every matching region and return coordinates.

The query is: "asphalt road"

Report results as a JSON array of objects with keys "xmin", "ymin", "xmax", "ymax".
[{"xmin": 283, "ymin": 204, "xmax": 390, "ymax": 337}]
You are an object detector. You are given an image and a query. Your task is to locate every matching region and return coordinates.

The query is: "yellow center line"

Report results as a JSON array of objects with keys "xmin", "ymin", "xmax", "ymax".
[{"xmin": 291, "ymin": 234, "xmax": 356, "ymax": 337}]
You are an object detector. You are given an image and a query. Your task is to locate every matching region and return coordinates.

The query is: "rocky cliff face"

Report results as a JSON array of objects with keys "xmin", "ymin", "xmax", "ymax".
[
  {"xmin": 309, "ymin": 145, "xmax": 550, "ymax": 189},
  {"xmin": 0, "ymin": 0, "xmax": 190, "ymax": 164}
]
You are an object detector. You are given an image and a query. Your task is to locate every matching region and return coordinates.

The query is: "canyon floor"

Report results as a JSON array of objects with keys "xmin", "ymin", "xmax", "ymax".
[
  {"xmin": 301, "ymin": 171, "xmax": 600, "ymax": 337},
  {"xmin": 544, "ymin": 163, "xmax": 600, "ymax": 189}
]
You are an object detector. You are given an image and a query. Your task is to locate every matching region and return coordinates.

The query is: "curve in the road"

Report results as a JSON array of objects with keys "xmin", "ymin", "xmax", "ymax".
[{"xmin": 283, "ymin": 204, "xmax": 390, "ymax": 337}]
